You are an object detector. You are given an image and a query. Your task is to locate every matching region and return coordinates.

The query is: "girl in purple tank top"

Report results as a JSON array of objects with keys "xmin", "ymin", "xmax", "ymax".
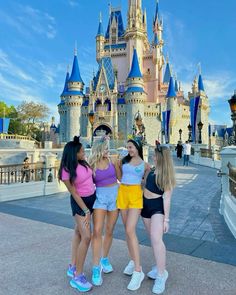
[{"xmin": 88, "ymin": 136, "xmax": 120, "ymax": 286}]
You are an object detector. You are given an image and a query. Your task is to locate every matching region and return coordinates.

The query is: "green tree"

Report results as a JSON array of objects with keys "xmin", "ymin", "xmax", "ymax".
[
  {"xmin": 17, "ymin": 101, "xmax": 50, "ymax": 137},
  {"xmin": 0, "ymin": 101, "xmax": 17, "ymax": 118}
]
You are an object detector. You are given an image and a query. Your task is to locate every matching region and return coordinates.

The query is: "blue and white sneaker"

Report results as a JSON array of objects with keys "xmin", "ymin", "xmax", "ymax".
[
  {"xmin": 152, "ymin": 270, "xmax": 169, "ymax": 294},
  {"xmin": 67, "ymin": 264, "xmax": 76, "ymax": 278},
  {"xmin": 147, "ymin": 265, "xmax": 158, "ymax": 280},
  {"xmin": 70, "ymin": 273, "xmax": 92, "ymax": 292},
  {"xmin": 92, "ymin": 265, "xmax": 103, "ymax": 286},
  {"xmin": 100, "ymin": 257, "xmax": 113, "ymax": 273}
]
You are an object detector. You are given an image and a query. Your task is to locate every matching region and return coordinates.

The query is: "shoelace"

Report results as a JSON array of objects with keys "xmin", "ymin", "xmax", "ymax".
[
  {"xmin": 102, "ymin": 259, "xmax": 109, "ymax": 266},
  {"xmin": 76, "ymin": 274, "xmax": 87, "ymax": 284},
  {"xmin": 93, "ymin": 267, "xmax": 100, "ymax": 278}
]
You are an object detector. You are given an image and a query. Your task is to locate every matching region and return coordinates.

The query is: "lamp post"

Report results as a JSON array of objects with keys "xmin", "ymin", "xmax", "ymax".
[
  {"xmin": 187, "ymin": 124, "xmax": 192, "ymax": 142},
  {"xmin": 88, "ymin": 110, "xmax": 95, "ymax": 146},
  {"xmin": 228, "ymin": 90, "xmax": 236, "ymax": 145},
  {"xmin": 178, "ymin": 129, "xmax": 182, "ymax": 142},
  {"xmin": 197, "ymin": 121, "xmax": 203, "ymax": 144}
]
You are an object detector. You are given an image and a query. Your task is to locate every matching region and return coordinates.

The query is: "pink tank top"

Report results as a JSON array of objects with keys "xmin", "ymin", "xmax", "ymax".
[
  {"xmin": 94, "ymin": 162, "xmax": 117, "ymax": 187},
  {"xmin": 61, "ymin": 164, "xmax": 95, "ymax": 197}
]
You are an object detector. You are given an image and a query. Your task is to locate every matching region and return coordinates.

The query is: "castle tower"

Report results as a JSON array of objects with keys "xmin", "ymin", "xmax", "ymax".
[
  {"xmin": 59, "ymin": 48, "xmax": 84, "ymax": 142},
  {"xmin": 125, "ymin": 48, "xmax": 147, "ymax": 135},
  {"xmin": 58, "ymin": 68, "xmax": 69, "ymax": 143},
  {"xmin": 166, "ymin": 76, "xmax": 177, "ymax": 143},
  {"xmin": 188, "ymin": 68, "xmax": 209, "ymax": 144},
  {"xmin": 96, "ymin": 13, "xmax": 105, "ymax": 62},
  {"xmin": 125, "ymin": 0, "xmax": 149, "ymax": 72},
  {"xmin": 196, "ymin": 72, "xmax": 210, "ymax": 144}
]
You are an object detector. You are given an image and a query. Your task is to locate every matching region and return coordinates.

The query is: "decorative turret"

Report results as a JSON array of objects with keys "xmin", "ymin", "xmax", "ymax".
[
  {"xmin": 163, "ymin": 59, "xmax": 172, "ymax": 84},
  {"xmin": 166, "ymin": 76, "xmax": 176, "ymax": 98},
  {"xmin": 125, "ymin": 48, "xmax": 146, "ymax": 134},
  {"xmin": 96, "ymin": 13, "xmax": 105, "ymax": 62},
  {"xmin": 198, "ymin": 73, "xmax": 205, "ymax": 92}
]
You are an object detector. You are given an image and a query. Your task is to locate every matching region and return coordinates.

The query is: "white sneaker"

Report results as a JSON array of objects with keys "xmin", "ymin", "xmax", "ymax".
[
  {"xmin": 127, "ymin": 269, "xmax": 145, "ymax": 291},
  {"xmin": 147, "ymin": 265, "xmax": 158, "ymax": 280},
  {"xmin": 123, "ymin": 260, "xmax": 134, "ymax": 276},
  {"xmin": 152, "ymin": 270, "xmax": 168, "ymax": 294}
]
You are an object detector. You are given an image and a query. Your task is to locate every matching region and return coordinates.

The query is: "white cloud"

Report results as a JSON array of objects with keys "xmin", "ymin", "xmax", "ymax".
[
  {"xmin": 0, "ymin": 49, "xmax": 36, "ymax": 82},
  {"xmin": 68, "ymin": 0, "xmax": 79, "ymax": 7}
]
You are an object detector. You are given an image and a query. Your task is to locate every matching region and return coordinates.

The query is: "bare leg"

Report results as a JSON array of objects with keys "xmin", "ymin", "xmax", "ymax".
[
  {"xmin": 150, "ymin": 214, "xmax": 166, "ymax": 276},
  {"xmin": 120, "ymin": 209, "xmax": 134, "ymax": 260},
  {"xmin": 71, "ymin": 224, "xmax": 81, "ymax": 265},
  {"xmin": 103, "ymin": 210, "xmax": 119, "ymax": 257},
  {"xmin": 92, "ymin": 209, "xmax": 106, "ymax": 266},
  {"xmin": 142, "ymin": 217, "xmax": 151, "ymax": 235},
  {"xmin": 74, "ymin": 214, "xmax": 91, "ymax": 275},
  {"xmin": 125, "ymin": 209, "xmax": 141, "ymax": 272}
]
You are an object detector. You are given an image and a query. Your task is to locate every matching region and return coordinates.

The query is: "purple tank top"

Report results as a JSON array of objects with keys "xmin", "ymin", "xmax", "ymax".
[{"xmin": 94, "ymin": 162, "xmax": 117, "ymax": 187}]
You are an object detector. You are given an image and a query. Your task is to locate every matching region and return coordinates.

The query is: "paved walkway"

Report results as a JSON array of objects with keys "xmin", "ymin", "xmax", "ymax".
[{"xmin": 0, "ymin": 157, "xmax": 236, "ymax": 294}]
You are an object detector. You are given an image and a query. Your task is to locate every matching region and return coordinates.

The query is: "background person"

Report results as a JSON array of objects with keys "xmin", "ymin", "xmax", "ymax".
[
  {"xmin": 21, "ymin": 157, "xmax": 30, "ymax": 183},
  {"xmin": 183, "ymin": 141, "xmax": 191, "ymax": 166}
]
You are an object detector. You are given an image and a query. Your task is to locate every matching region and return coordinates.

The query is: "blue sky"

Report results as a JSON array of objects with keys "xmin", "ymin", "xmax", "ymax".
[{"xmin": 0, "ymin": 0, "xmax": 235, "ymax": 126}]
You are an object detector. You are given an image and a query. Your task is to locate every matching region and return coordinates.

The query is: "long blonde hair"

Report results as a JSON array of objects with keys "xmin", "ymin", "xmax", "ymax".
[
  {"xmin": 154, "ymin": 145, "xmax": 176, "ymax": 191},
  {"xmin": 88, "ymin": 139, "xmax": 108, "ymax": 173}
]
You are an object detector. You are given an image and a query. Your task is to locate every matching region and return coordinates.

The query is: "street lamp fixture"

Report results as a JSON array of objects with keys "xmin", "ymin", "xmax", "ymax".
[
  {"xmin": 187, "ymin": 124, "xmax": 192, "ymax": 142},
  {"xmin": 88, "ymin": 110, "xmax": 95, "ymax": 146},
  {"xmin": 178, "ymin": 129, "xmax": 182, "ymax": 141},
  {"xmin": 197, "ymin": 121, "xmax": 203, "ymax": 144},
  {"xmin": 228, "ymin": 90, "xmax": 236, "ymax": 145}
]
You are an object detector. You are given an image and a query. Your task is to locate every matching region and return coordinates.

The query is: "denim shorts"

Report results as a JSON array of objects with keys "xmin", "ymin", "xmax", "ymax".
[{"xmin": 93, "ymin": 184, "xmax": 118, "ymax": 211}]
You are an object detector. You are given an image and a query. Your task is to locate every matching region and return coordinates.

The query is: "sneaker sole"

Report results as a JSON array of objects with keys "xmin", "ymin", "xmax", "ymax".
[
  {"xmin": 92, "ymin": 278, "xmax": 103, "ymax": 286},
  {"xmin": 123, "ymin": 270, "xmax": 133, "ymax": 276},
  {"xmin": 102, "ymin": 269, "xmax": 113, "ymax": 274},
  {"xmin": 127, "ymin": 272, "xmax": 145, "ymax": 291},
  {"xmin": 70, "ymin": 281, "xmax": 92, "ymax": 292}
]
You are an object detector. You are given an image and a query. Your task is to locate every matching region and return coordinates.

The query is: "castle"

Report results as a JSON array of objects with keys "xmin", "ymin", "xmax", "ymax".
[{"xmin": 58, "ymin": 0, "xmax": 210, "ymax": 145}]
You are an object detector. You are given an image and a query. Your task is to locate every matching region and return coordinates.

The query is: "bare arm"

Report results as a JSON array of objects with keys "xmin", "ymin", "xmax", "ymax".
[
  {"xmin": 163, "ymin": 190, "xmax": 173, "ymax": 233},
  {"xmin": 114, "ymin": 158, "xmax": 122, "ymax": 182},
  {"xmin": 141, "ymin": 162, "xmax": 151, "ymax": 189}
]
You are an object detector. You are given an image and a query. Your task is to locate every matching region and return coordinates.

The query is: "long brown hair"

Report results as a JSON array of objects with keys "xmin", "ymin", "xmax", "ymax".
[{"xmin": 154, "ymin": 145, "xmax": 176, "ymax": 191}]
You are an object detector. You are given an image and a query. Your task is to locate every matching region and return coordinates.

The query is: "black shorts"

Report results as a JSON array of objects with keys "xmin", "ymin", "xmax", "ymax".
[
  {"xmin": 141, "ymin": 195, "xmax": 164, "ymax": 218},
  {"xmin": 70, "ymin": 193, "xmax": 96, "ymax": 216}
]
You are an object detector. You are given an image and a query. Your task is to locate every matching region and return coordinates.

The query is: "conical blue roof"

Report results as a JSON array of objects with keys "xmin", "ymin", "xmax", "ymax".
[
  {"xmin": 154, "ymin": 0, "xmax": 159, "ymax": 23},
  {"xmin": 175, "ymin": 79, "xmax": 179, "ymax": 92},
  {"xmin": 61, "ymin": 71, "xmax": 70, "ymax": 96},
  {"xmin": 163, "ymin": 62, "xmax": 171, "ymax": 83},
  {"xmin": 128, "ymin": 48, "xmax": 143, "ymax": 79},
  {"xmin": 154, "ymin": 33, "xmax": 159, "ymax": 45},
  {"xmin": 68, "ymin": 54, "xmax": 84, "ymax": 83},
  {"xmin": 166, "ymin": 77, "xmax": 176, "ymax": 98},
  {"xmin": 198, "ymin": 74, "xmax": 205, "ymax": 91},
  {"xmin": 97, "ymin": 20, "xmax": 104, "ymax": 36}
]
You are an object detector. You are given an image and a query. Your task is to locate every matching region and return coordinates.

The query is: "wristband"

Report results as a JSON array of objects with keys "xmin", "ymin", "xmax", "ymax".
[{"xmin": 83, "ymin": 208, "xmax": 90, "ymax": 215}]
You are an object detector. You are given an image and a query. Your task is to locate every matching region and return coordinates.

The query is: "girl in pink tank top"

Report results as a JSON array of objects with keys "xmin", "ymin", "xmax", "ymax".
[
  {"xmin": 88, "ymin": 136, "xmax": 120, "ymax": 286},
  {"xmin": 58, "ymin": 136, "xmax": 95, "ymax": 292}
]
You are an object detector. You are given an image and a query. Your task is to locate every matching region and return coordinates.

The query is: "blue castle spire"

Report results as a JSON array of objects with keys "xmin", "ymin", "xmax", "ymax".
[
  {"xmin": 97, "ymin": 13, "xmax": 104, "ymax": 36},
  {"xmin": 128, "ymin": 48, "xmax": 143, "ymax": 78},
  {"xmin": 175, "ymin": 79, "xmax": 179, "ymax": 92},
  {"xmin": 198, "ymin": 74, "xmax": 205, "ymax": 91},
  {"xmin": 166, "ymin": 76, "xmax": 176, "ymax": 98},
  {"xmin": 61, "ymin": 69, "xmax": 70, "ymax": 96},
  {"xmin": 68, "ymin": 48, "xmax": 84, "ymax": 83},
  {"xmin": 154, "ymin": 0, "xmax": 159, "ymax": 23},
  {"xmin": 163, "ymin": 61, "xmax": 172, "ymax": 84}
]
